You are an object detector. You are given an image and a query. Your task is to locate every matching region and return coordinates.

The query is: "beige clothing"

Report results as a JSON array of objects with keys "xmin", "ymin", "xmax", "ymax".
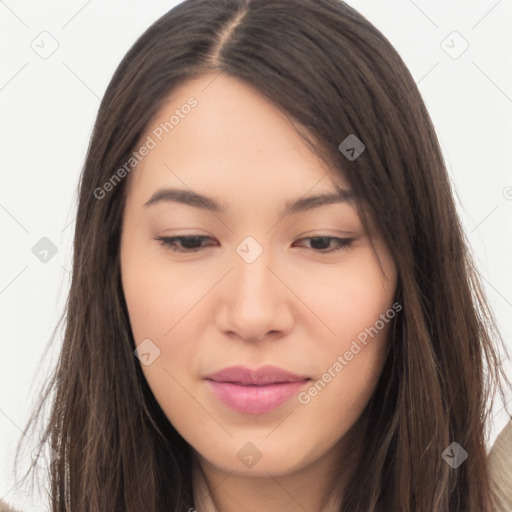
[{"xmin": 488, "ymin": 418, "xmax": 512, "ymax": 512}]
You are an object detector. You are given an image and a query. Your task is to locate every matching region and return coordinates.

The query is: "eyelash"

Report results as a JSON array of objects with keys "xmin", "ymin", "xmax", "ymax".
[{"xmin": 153, "ymin": 235, "xmax": 354, "ymax": 254}]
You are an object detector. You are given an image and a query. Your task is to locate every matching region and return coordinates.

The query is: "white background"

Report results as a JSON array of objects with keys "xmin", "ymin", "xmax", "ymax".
[{"xmin": 1, "ymin": 1, "xmax": 511, "ymax": 510}]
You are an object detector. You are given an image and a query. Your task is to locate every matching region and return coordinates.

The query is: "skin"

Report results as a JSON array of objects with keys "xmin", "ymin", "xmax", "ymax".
[{"xmin": 120, "ymin": 73, "xmax": 398, "ymax": 512}]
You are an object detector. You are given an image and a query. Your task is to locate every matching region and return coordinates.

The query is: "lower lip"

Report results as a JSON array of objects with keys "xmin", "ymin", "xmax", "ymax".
[{"xmin": 205, "ymin": 379, "xmax": 310, "ymax": 414}]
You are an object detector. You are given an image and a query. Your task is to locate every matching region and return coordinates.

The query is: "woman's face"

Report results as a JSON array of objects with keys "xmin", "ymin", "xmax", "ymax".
[{"xmin": 120, "ymin": 73, "xmax": 397, "ymax": 477}]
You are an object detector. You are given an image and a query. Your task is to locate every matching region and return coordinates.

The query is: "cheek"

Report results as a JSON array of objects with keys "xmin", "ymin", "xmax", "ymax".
[
  {"xmin": 121, "ymin": 249, "xmax": 215, "ymax": 410},
  {"xmin": 121, "ymin": 258, "xmax": 207, "ymax": 437},
  {"xmin": 295, "ymin": 245, "xmax": 396, "ymax": 345},
  {"xmin": 293, "ymin": 247, "xmax": 395, "ymax": 418},
  {"xmin": 293, "ymin": 314, "xmax": 392, "ymax": 461},
  {"xmin": 121, "ymin": 250, "xmax": 211, "ymax": 345}
]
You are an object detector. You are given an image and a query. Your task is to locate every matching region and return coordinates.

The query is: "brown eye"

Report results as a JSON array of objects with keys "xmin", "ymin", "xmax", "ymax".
[
  {"xmin": 154, "ymin": 236, "xmax": 216, "ymax": 253},
  {"xmin": 293, "ymin": 236, "xmax": 354, "ymax": 253}
]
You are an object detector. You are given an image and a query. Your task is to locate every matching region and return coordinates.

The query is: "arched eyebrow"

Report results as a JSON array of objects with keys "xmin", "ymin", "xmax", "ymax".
[
  {"xmin": 284, "ymin": 188, "xmax": 355, "ymax": 215},
  {"xmin": 143, "ymin": 187, "xmax": 355, "ymax": 216}
]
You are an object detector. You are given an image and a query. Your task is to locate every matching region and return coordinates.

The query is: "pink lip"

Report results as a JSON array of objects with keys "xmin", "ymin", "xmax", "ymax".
[{"xmin": 204, "ymin": 365, "xmax": 311, "ymax": 414}]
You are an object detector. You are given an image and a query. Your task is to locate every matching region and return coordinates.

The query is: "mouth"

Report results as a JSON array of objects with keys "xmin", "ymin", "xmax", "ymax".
[{"xmin": 204, "ymin": 365, "xmax": 312, "ymax": 414}]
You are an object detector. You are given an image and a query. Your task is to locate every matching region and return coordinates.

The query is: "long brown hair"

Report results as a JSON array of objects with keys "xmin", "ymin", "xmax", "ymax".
[{"xmin": 14, "ymin": 0, "xmax": 511, "ymax": 510}]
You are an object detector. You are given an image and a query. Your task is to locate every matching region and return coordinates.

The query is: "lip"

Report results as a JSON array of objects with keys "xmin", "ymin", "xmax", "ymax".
[{"xmin": 204, "ymin": 365, "xmax": 311, "ymax": 414}]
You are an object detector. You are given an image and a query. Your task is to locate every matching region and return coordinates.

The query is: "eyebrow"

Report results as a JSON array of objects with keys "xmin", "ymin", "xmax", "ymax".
[{"xmin": 143, "ymin": 186, "xmax": 355, "ymax": 216}]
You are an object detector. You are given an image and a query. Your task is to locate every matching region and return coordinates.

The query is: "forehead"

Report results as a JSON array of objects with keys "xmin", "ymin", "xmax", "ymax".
[{"xmin": 125, "ymin": 73, "xmax": 349, "ymax": 205}]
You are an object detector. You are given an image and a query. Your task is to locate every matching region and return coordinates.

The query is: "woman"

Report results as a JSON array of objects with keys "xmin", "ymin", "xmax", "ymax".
[{"xmin": 12, "ymin": 0, "xmax": 511, "ymax": 510}]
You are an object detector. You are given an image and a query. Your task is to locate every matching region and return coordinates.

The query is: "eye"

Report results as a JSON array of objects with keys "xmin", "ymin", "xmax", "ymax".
[
  {"xmin": 154, "ymin": 235, "xmax": 353, "ymax": 254},
  {"xmin": 292, "ymin": 236, "xmax": 354, "ymax": 253},
  {"xmin": 154, "ymin": 235, "xmax": 216, "ymax": 253}
]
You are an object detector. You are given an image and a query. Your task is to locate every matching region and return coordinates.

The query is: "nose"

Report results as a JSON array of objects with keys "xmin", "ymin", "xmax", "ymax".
[{"xmin": 216, "ymin": 248, "xmax": 294, "ymax": 343}]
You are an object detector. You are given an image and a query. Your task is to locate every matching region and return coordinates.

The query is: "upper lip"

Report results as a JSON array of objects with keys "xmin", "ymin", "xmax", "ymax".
[{"xmin": 204, "ymin": 365, "xmax": 311, "ymax": 386}]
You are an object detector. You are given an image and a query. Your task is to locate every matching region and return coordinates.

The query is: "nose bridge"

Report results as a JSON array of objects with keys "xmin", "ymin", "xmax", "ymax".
[
  {"xmin": 217, "ymin": 236, "xmax": 292, "ymax": 341},
  {"xmin": 232, "ymin": 239, "xmax": 277, "ymax": 304}
]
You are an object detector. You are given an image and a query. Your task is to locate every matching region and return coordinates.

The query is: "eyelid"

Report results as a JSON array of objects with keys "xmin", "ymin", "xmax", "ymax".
[
  {"xmin": 153, "ymin": 234, "xmax": 355, "ymax": 254},
  {"xmin": 154, "ymin": 235, "xmax": 216, "ymax": 252}
]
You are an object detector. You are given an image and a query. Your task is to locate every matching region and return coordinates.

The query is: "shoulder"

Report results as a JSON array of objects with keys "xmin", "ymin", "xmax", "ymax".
[{"xmin": 488, "ymin": 418, "xmax": 512, "ymax": 511}]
